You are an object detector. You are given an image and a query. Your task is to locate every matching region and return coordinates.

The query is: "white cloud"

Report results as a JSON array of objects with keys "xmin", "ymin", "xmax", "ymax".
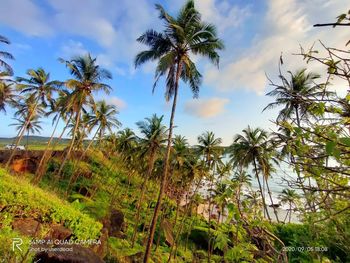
[
  {"xmin": 204, "ymin": 0, "xmax": 349, "ymax": 94},
  {"xmin": 184, "ymin": 97, "xmax": 229, "ymax": 118},
  {"xmin": 60, "ymin": 40, "xmax": 88, "ymax": 58},
  {"xmin": 106, "ymin": 96, "xmax": 127, "ymax": 110},
  {"xmin": 0, "ymin": 0, "xmax": 52, "ymax": 36},
  {"xmin": 195, "ymin": 0, "xmax": 251, "ymax": 33}
]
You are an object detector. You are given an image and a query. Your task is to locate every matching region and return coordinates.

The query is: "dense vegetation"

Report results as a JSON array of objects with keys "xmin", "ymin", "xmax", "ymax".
[{"xmin": 0, "ymin": 1, "xmax": 350, "ymax": 263}]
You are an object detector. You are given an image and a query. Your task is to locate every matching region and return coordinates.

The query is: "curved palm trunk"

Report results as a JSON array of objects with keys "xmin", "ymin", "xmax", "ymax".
[
  {"xmin": 52, "ymin": 115, "xmax": 73, "ymax": 185},
  {"xmin": 265, "ymin": 177, "xmax": 280, "ymax": 222},
  {"xmin": 6, "ymin": 100, "xmax": 39, "ymax": 169},
  {"xmin": 253, "ymin": 159, "xmax": 271, "ymax": 221},
  {"xmin": 82, "ymin": 125, "xmax": 101, "ymax": 156},
  {"xmin": 143, "ymin": 61, "xmax": 182, "ymax": 263},
  {"xmin": 35, "ymin": 115, "xmax": 61, "ymax": 183},
  {"xmin": 56, "ymin": 108, "xmax": 81, "ymax": 177},
  {"xmin": 131, "ymin": 151, "xmax": 156, "ymax": 247}
]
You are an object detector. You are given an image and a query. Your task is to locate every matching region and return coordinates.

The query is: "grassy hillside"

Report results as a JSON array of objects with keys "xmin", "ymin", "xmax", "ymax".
[{"xmin": 0, "ymin": 168, "xmax": 103, "ymax": 262}]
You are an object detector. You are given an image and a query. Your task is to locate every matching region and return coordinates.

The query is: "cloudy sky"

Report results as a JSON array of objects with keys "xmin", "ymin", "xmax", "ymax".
[{"xmin": 0, "ymin": 0, "xmax": 348, "ymax": 145}]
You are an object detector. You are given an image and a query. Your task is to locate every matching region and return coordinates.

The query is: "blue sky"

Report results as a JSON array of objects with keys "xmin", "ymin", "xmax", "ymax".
[{"xmin": 0, "ymin": 0, "xmax": 348, "ymax": 145}]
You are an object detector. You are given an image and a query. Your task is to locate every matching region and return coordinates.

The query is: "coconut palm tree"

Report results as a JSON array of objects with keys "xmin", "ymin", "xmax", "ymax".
[
  {"xmin": 279, "ymin": 188, "xmax": 300, "ymax": 223},
  {"xmin": 211, "ymin": 181, "xmax": 231, "ymax": 224},
  {"xmin": 131, "ymin": 114, "xmax": 167, "ymax": 247},
  {"xmin": 0, "ymin": 72, "xmax": 16, "ymax": 113},
  {"xmin": 263, "ymin": 68, "xmax": 329, "ymax": 126},
  {"xmin": 84, "ymin": 100, "xmax": 121, "ymax": 153},
  {"xmin": 229, "ymin": 127, "xmax": 273, "ymax": 221},
  {"xmin": 169, "ymin": 135, "xmax": 190, "ymax": 185},
  {"xmin": 56, "ymin": 54, "xmax": 112, "ymax": 176},
  {"xmin": 217, "ymin": 160, "xmax": 233, "ymax": 182},
  {"xmin": 35, "ymin": 90, "xmax": 72, "ymax": 182},
  {"xmin": 197, "ymin": 131, "xmax": 223, "ymax": 167},
  {"xmin": 196, "ymin": 131, "xmax": 223, "ymax": 261},
  {"xmin": 0, "ymin": 35, "xmax": 14, "ymax": 75},
  {"xmin": 135, "ymin": 1, "xmax": 224, "ymax": 259},
  {"xmin": 5, "ymin": 68, "xmax": 61, "ymax": 168},
  {"xmin": 116, "ymin": 128, "xmax": 137, "ymax": 155},
  {"xmin": 232, "ymin": 171, "xmax": 252, "ymax": 213},
  {"xmin": 11, "ymin": 115, "xmax": 42, "ymax": 149},
  {"xmin": 11, "ymin": 95, "xmax": 45, "ymax": 150}
]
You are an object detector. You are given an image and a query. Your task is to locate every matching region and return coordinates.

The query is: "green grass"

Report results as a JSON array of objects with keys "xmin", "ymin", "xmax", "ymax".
[{"xmin": 0, "ymin": 168, "xmax": 103, "ymax": 261}]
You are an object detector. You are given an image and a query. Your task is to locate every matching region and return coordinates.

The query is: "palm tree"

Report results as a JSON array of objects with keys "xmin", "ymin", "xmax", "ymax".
[
  {"xmin": 279, "ymin": 188, "xmax": 300, "ymax": 223},
  {"xmin": 263, "ymin": 68, "xmax": 328, "ymax": 126},
  {"xmin": 131, "ymin": 114, "xmax": 167, "ymax": 247},
  {"xmin": 197, "ymin": 131, "xmax": 223, "ymax": 168},
  {"xmin": 232, "ymin": 171, "xmax": 252, "ymax": 214},
  {"xmin": 84, "ymin": 100, "xmax": 121, "ymax": 153},
  {"xmin": 211, "ymin": 181, "xmax": 230, "ymax": 224},
  {"xmin": 229, "ymin": 127, "xmax": 273, "ymax": 221},
  {"xmin": 135, "ymin": 1, "xmax": 224, "ymax": 260},
  {"xmin": 35, "ymin": 90, "xmax": 72, "ymax": 182},
  {"xmin": 196, "ymin": 131, "xmax": 222, "ymax": 261},
  {"xmin": 116, "ymin": 128, "xmax": 137, "ymax": 155},
  {"xmin": 0, "ymin": 35, "xmax": 14, "ymax": 75},
  {"xmin": 5, "ymin": 68, "xmax": 61, "ymax": 168},
  {"xmin": 263, "ymin": 69, "xmax": 327, "ymax": 213},
  {"xmin": 11, "ymin": 95, "xmax": 44, "ymax": 150},
  {"xmin": 217, "ymin": 160, "xmax": 233, "ymax": 182},
  {"xmin": 56, "ymin": 54, "xmax": 112, "ymax": 176},
  {"xmin": 11, "ymin": 115, "xmax": 42, "ymax": 149},
  {"xmin": 0, "ymin": 72, "xmax": 16, "ymax": 113}
]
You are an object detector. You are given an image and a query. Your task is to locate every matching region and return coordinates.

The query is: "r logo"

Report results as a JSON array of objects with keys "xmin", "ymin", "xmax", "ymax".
[{"xmin": 12, "ymin": 238, "xmax": 23, "ymax": 252}]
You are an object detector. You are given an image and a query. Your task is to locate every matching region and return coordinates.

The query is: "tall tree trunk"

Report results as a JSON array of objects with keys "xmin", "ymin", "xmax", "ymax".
[
  {"xmin": 56, "ymin": 108, "xmax": 81, "ymax": 177},
  {"xmin": 265, "ymin": 177, "xmax": 280, "ymax": 222},
  {"xmin": 6, "ymin": 100, "xmax": 39, "ymax": 168},
  {"xmin": 35, "ymin": 115, "xmax": 61, "ymax": 183},
  {"xmin": 143, "ymin": 61, "xmax": 182, "ymax": 263},
  {"xmin": 253, "ymin": 159, "xmax": 271, "ymax": 221},
  {"xmin": 132, "ymin": 151, "xmax": 156, "ymax": 247},
  {"xmin": 166, "ymin": 192, "xmax": 181, "ymax": 262},
  {"xmin": 82, "ymin": 125, "xmax": 100, "ymax": 156}
]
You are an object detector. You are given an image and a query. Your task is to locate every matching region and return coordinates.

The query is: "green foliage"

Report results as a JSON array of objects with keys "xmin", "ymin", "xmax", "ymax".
[
  {"xmin": 0, "ymin": 168, "xmax": 102, "ymax": 240},
  {"xmin": 225, "ymin": 243, "xmax": 257, "ymax": 263}
]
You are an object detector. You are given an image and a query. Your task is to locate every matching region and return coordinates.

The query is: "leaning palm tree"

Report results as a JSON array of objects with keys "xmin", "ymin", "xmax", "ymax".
[
  {"xmin": 11, "ymin": 115, "xmax": 42, "ymax": 149},
  {"xmin": 5, "ymin": 68, "xmax": 61, "ymax": 168},
  {"xmin": 229, "ymin": 127, "xmax": 273, "ymax": 221},
  {"xmin": 279, "ymin": 188, "xmax": 300, "ymax": 223},
  {"xmin": 35, "ymin": 90, "xmax": 72, "ymax": 182},
  {"xmin": 8, "ymin": 94, "xmax": 45, "ymax": 152},
  {"xmin": 131, "ymin": 114, "xmax": 167, "ymax": 247},
  {"xmin": 135, "ymin": 1, "xmax": 224, "ymax": 260},
  {"xmin": 0, "ymin": 71, "xmax": 16, "ymax": 113},
  {"xmin": 56, "ymin": 54, "xmax": 112, "ymax": 177},
  {"xmin": 0, "ymin": 35, "xmax": 14, "ymax": 75},
  {"xmin": 10, "ymin": 95, "xmax": 44, "ymax": 158}
]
